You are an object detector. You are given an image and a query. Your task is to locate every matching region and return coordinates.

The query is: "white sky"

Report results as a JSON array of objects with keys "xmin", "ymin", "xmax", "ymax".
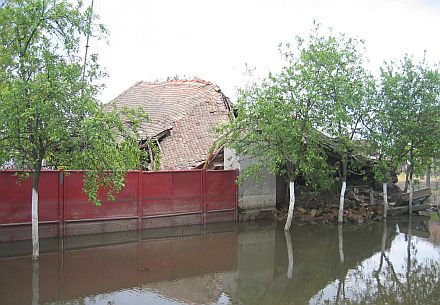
[{"xmin": 92, "ymin": 0, "xmax": 440, "ymax": 103}]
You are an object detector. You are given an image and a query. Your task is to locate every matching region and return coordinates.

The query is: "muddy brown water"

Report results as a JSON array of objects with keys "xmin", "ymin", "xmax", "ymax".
[{"xmin": 1, "ymin": 216, "xmax": 439, "ymax": 305}]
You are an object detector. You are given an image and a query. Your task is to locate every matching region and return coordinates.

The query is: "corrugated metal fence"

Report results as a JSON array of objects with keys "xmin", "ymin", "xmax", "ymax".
[{"xmin": 0, "ymin": 170, "xmax": 238, "ymax": 241}]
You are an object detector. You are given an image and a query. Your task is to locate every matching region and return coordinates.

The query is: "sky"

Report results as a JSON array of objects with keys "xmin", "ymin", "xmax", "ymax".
[{"xmin": 92, "ymin": 0, "xmax": 440, "ymax": 103}]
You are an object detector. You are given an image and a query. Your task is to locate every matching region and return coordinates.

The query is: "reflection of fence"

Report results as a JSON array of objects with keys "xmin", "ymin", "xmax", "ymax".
[
  {"xmin": 0, "ymin": 170, "xmax": 238, "ymax": 240},
  {"xmin": 0, "ymin": 226, "xmax": 238, "ymax": 305}
]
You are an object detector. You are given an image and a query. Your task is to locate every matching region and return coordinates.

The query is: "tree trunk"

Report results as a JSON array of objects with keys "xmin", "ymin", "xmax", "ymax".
[
  {"xmin": 284, "ymin": 177, "xmax": 295, "ymax": 231},
  {"xmin": 369, "ymin": 187, "xmax": 375, "ymax": 206},
  {"xmin": 284, "ymin": 230, "xmax": 293, "ymax": 279},
  {"xmin": 338, "ymin": 160, "xmax": 347, "ymax": 224},
  {"xmin": 426, "ymin": 167, "xmax": 431, "ymax": 188},
  {"xmin": 338, "ymin": 181, "xmax": 347, "ymax": 223},
  {"xmin": 383, "ymin": 182, "xmax": 388, "ymax": 219},
  {"xmin": 404, "ymin": 165, "xmax": 410, "ymax": 193},
  {"xmin": 32, "ymin": 170, "xmax": 41, "ymax": 260},
  {"xmin": 408, "ymin": 179, "xmax": 413, "ymax": 215}
]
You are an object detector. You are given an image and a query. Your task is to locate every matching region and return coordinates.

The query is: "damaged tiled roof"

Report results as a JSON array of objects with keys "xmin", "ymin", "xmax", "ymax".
[{"xmin": 110, "ymin": 79, "xmax": 233, "ymax": 170}]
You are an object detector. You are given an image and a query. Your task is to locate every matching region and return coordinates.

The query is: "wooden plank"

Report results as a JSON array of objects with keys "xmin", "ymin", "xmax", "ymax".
[
  {"xmin": 394, "ymin": 188, "xmax": 431, "ymax": 207},
  {"xmin": 388, "ymin": 204, "xmax": 431, "ymax": 216}
]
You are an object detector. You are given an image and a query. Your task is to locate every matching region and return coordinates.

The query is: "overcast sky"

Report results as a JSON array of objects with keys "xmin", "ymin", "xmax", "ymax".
[{"xmin": 92, "ymin": 0, "xmax": 440, "ymax": 103}]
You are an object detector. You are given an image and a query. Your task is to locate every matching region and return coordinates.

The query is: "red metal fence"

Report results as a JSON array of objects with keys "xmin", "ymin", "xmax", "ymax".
[{"xmin": 0, "ymin": 170, "xmax": 238, "ymax": 240}]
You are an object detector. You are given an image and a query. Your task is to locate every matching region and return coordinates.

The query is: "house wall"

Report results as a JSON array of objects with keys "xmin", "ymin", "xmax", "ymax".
[{"xmin": 224, "ymin": 148, "xmax": 277, "ymax": 220}]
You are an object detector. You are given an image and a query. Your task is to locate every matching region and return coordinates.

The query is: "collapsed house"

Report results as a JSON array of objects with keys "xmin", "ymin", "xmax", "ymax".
[{"xmin": 110, "ymin": 79, "xmax": 233, "ymax": 170}]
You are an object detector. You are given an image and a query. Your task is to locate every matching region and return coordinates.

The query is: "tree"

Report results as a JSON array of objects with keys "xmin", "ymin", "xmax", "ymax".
[
  {"xmin": 363, "ymin": 74, "xmax": 402, "ymax": 219},
  {"xmin": 221, "ymin": 23, "xmax": 372, "ymax": 229},
  {"xmin": 300, "ymin": 25, "xmax": 372, "ymax": 223},
  {"xmin": 0, "ymin": 0, "xmax": 146, "ymax": 260},
  {"xmin": 363, "ymin": 100, "xmax": 393, "ymax": 218},
  {"xmin": 372, "ymin": 55, "xmax": 440, "ymax": 213},
  {"xmin": 220, "ymin": 25, "xmax": 343, "ymax": 231}
]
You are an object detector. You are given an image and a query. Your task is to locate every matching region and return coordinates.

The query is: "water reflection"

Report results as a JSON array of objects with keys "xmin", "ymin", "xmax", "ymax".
[
  {"xmin": 284, "ymin": 230, "xmax": 293, "ymax": 279},
  {"xmin": 312, "ymin": 216, "xmax": 440, "ymax": 305},
  {"xmin": 0, "ymin": 217, "xmax": 439, "ymax": 305},
  {"xmin": 32, "ymin": 260, "xmax": 39, "ymax": 305},
  {"xmin": 429, "ymin": 217, "xmax": 440, "ymax": 245}
]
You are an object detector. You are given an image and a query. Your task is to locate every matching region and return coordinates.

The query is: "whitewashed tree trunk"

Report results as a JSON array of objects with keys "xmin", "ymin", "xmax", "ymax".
[
  {"xmin": 338, "ymin": 181, "xmax": 346, "ymax": 223},
  {"xmin": 32, "ymin": 186, "xmax": 39, "ymax": 260},
  {"xmin": 408, "ymin": 179, "xmax": 413, "ymax": 215},
  {"xmin": 284, "ymin": 180, "xmax": 295, "ymax": 231},
  {"xmin": 383, "ymin": 182, "xmax": 388, "ymax": 219},
  {"xmin": 338, "ymin": 224, "xmax": 344, "ymax": 264},
  {"xmin": 284, "ymin": 230, "xmax": 293, "ymax": 279}
]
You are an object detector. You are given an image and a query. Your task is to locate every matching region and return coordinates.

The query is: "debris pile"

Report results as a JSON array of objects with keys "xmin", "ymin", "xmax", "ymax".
[{"xmin": 278, "ymin": 187, "xmax": 395, "ymax": 224}]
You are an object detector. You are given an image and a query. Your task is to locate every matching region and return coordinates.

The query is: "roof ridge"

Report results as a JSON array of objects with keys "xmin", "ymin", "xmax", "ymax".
[{"xmin": 140, "ymin": 78, "xmax": 217, "ymax": 87}]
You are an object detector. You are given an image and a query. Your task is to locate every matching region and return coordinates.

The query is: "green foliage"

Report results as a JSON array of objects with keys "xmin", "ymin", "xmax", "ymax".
[
  {"xmin": 221, "ymin": 22, "xmax": 372, "ymax": 191},
  {"xmin": 223, "ymin": 24, "xmax": 368, "ymax": 190},
  {"xmin": 223, "ymin": 22, "xmax": 440, "ymax": 193},
  {"xmin": 366, "ymin": 55, "xmax": 440, "ymax": 183},
  {"xmin": 148, "ymin": 139, "xmax": 161, "ymax": 171},
  {"xmin": 69, "ymin": 105, "xmax": 147, "ymax": 205},
  {"xmin": 0, "ymin": 0, "xmax": 147, "ymax": 205},
  {"xmin": 293, "ymin": 23, "xmax": 372, "ymax": 180}
]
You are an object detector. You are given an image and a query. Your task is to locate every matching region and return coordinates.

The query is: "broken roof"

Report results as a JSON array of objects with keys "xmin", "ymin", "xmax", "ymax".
[{"xmin": 110, "ymin": 79, "xmax": 233, "ymax": 170}]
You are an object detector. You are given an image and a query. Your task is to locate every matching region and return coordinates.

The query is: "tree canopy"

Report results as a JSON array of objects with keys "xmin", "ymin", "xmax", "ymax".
[
  {"xmin": 0, "ymin": 0, "xmax": 147, "ymax": 259},
  {"xmin": 221, "ymin": 22, "xmax": 440, "ymax": 224},
  {"xmin": 220, "ymin": 23, "xmax": 374, "ymax": 227},
  {"xmin": 0, "ymin": 0, "xmax": 146, "ymax": 202}
]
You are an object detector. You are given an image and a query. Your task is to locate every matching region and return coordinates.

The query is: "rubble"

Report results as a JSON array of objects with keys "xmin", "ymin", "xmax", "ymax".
[{"xmin": 277, "ymin": 187, "xmax": 399, "ymax": 224}]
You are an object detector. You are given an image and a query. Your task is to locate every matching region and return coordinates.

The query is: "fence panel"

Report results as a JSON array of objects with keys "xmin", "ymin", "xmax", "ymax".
[
  {"xmin": 205, "ymin": 170, "xmax": 237, "ymax": 211},
  {"xmin": 171, "ymin": 171, "xmax": 203, "ymax": 213},
  {"xmin": 141, "ymin": 171, "xmax": 203, "ymax": 217},
  {"xmin": 141, "ymin": 172, "xmax": 173, "ymax": 216},
  {"xmin": 63, "ymin": 171, "xmax": 138, "ymax": 221},
  {"xmin": 0, "ymin": 171, "xmax": 58, "ymax": 224}
]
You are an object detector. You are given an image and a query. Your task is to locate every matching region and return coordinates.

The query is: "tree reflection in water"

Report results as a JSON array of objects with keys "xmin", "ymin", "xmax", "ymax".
[
  {"xmin": 284, "ymin": 230, "xmax": 294, "ymax": 279},
  {"xmin": 3, "ymin": 218, "xmax": 440, "ymax": 305},
  {"xmin": 319, "ymin": 216, "xmax": 440, "ymax": 305}
]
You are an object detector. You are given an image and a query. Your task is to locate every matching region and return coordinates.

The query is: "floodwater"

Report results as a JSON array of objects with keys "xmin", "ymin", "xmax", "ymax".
[{"xmin": 1, "ymin": 215, "xmax": 440, "ymax": 305}]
